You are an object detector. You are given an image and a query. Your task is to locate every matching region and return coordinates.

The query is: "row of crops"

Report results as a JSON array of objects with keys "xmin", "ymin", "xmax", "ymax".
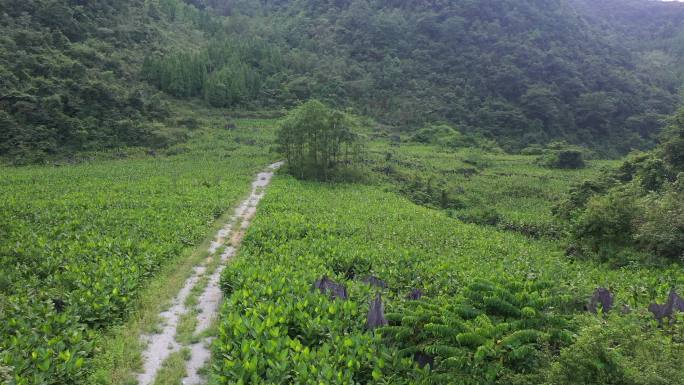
[
  {"xmin": 0, "ymin": 123, "xmax": 275, "ymax": 385},
  {"xmin": 213, "ymin": 176, "xmax": 684, "ymax": 384}
]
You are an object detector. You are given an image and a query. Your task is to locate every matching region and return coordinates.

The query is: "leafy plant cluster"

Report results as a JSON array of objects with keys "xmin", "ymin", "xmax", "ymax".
[
  {"xmin": 527, "ymin": 142, "xmax": 588, "ymax": 170},
  {"xmin": 556, "ymin": 108, "xmax": 684, "ymax": 265},
  {"xmin": 548, "ymin": 312, "xmax": 684, "ymax": 385},
  {"xmin": 212, "ymin": 175, "xmax": 684, "ymax": 384},
  {"xmin": 408, "ymin": 124, "xmax": 498, "ymax": 152},
  {"xmin": 0, "ymin": 123, "xmax": 273, "ymax": 385},
  {"xmin": 380, "ymin": 279, "xmax": 576, "ymax": 384}
]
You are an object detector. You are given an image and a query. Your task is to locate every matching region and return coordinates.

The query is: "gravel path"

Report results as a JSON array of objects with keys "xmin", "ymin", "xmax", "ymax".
[{"xmin": 136, "ymin": 162, "xmax": 283, "ymax": 385}]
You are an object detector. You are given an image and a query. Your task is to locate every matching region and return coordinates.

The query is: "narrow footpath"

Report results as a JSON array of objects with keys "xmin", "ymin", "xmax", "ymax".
[{"xmin": 136, "ymin": 162, "xmax": 283, "ymax": 385}]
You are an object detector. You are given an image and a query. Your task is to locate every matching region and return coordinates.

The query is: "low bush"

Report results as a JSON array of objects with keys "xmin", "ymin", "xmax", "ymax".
[
  {"xmin": 634, "ymin": 186, "xmax": 684, "ymax": 260},
  {"xmin": 548, "ymin": 313, "xmax": 684, "ymax": 385},
  {"xmin": 410, "ymin": 124, "xmax": 465, "ymax": 147},
  {"xmin": 557, "ymin": 110, "xmax": 684, "ymax": 265},
  {"xmin": 539, "ymin": 149, "xmax": 585, "ymax": 169},
  {"xmin": 454, "ymin": 207, "xmax": 502, "ymax": 226},
  {"xmin": 570, "ymin": 186, "xmax": 642, "ymax": 264}
]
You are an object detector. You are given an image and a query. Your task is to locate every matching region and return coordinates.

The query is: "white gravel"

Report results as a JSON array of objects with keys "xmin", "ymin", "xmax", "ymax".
[{"xmin": 136, "ymin": 162, "xmax": 283, "ymax": 385}]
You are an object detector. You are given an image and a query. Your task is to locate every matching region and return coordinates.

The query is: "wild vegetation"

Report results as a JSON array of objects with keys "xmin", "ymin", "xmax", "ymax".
[
  {"xmin": 363, "ymin": 137, "xmax": 616, "ymax": 238},
  {"xmin": 213, "ymin": 174, "xmax": 684, "ymax": 384},
  {"xmin": 2, "ymin": 0, "xmax": 684, "ymax": 384},
  {"xmin": 6, "ymin": 0, "xmax": 683, "ymax": 162},
  {"xmin": 0, "ymin": 116, "xmax": 275, "ymax": 384},
  {"xmin": 556, "ymin": 107, "xmax": 684, "ymax": 265},
  {"xmin": 143, "ymin": 0, "xmax": 684, "ymax": 154},
  {"xmin": 0, "ymin": 0, "xmax": 217, "ymax": 163}
]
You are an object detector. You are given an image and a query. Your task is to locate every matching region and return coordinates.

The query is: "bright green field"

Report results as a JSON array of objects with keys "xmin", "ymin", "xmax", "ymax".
[
  {"xmin": 0, "ymin": 118, "xmax": 277, "ymax": 384},
  {"xmin": 2, "ymin": 115, "xmax": 682, "ymax": 385},
  {"xmin": 369, "ymin": 140, "xmax": 619, "ymax": 236},
  {"xmin": 213, "ymin": 175, "xmax": 684, "ymax": 384}
]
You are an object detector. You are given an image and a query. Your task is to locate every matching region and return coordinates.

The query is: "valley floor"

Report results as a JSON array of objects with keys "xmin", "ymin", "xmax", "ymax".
[
  {"xmin": 211, "ymin": 175, "xmax": 684, "ymax": 384},
  {"xmin": 1, "ymin": 115, "xmax": 682, "ymax": 385}
]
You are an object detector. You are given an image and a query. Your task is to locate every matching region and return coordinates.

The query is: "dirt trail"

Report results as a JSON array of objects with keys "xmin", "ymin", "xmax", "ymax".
[{"xmin": 136, "ymin": 162, "xmax": 283, "ymax": 385}]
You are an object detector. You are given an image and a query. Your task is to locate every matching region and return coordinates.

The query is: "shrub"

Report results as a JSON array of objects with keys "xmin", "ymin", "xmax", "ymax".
[
  {"xmin": 276, "ymin": 100, "xmax": 363, "ymax": 180},
  {"xmin": 553, "ymin": 176, "xmax": 616, "ymax": 221},
  {"xmin": 557, "ymin": 140, "xmax": 684, "ymax": 264},
  {"xmin": 548, "ymin": 313, "xmax": 684, "ymax": 385},
  {"xmin": 410, "ymin": 124, "xmax": 464, "ymax": 147},
  {"xmin": 660, "ymin": 108, "xmax": 684, "ymax": 172},
  {"xmin": 634, "ymin": 187, "xmax": 684, "ymax": 260},
  {"xmin": 520, "ymin": 144, "xmax": 545, "ymax": 155},
  {"xmin": 456, "ymin": 207, "xmax": 502, "ymax": 226},
  {"xmin": 540, "ymin": 149, "xmax": 585, "ymax": 169},
  {"xmin": 570, "ymin": 186, "xmax": 642, "ymax": 264}
]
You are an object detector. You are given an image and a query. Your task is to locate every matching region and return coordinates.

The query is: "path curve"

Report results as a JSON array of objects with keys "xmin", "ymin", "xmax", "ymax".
[{"xmin": 136, "ymin": 162, "xmax": 283, "ymax": 385}]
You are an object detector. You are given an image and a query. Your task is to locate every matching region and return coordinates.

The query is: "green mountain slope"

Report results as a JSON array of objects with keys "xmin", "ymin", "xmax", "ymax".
[
  {"xmin": 151, "ymin": 0, "xmax": 684, "ymax": 153},
  {"xmin": 2, "ymin": 0, "xmax": 684, "ymax": 161},
  {"xmin": 0, "ymin": 0, "xmax": 212, "ymax": 163},
  {"xmin": 569, "ymin": 0, "xmax": 684, "ymax": 91}
]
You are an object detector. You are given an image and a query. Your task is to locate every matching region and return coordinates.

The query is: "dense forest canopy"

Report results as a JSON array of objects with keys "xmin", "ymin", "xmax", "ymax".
[
  {"xmin": 0, "ymin": 0, "xmax": 210, "ymax": 163},
  {"xmin": 170, "ymin": 0, "xmax": 684, "ymax": 153},
  {"xmin": 2, "ymin": 0, "xmax": 684, "ymax": 161}
]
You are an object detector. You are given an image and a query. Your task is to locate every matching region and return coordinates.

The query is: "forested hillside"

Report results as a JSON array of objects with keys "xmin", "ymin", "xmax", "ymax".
[
  {"xmin": 0, "ymin": 0, "xmax": 212, "ymax": 163},
  {"xmin": 570, "ymin": 0, "xmax": 684, "ymax": 93},
  {"xmin": 161, "ymin": 0, "xmax": 684, "ymax": 154},
  {"xmin": 2, "ymin": 0, "xmax": 684, "ymax": 158}
]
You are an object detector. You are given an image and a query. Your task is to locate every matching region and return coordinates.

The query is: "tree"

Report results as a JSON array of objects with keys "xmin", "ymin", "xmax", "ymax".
[{"xmin": 276, "ymin": 100, "xmax": 362, "ymax": 180}]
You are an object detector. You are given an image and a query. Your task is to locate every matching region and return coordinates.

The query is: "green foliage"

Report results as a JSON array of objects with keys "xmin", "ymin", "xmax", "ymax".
[
  {"xmin": 167, "ymin": 0, "xmax": 684, "ymax": 154},
  {"xmin": 142, "ymin": 38, "xmax": 278, "ymax": 107},
  {"xmin": 0, "ymin": 0, "xmax": 214, "ymax": 162},
  {"xmin": 367, "ymin": 140, "xmax": 611, "ymax": 238},
  {"xmin": 4, "ymin": 0, "xmax": 684, "ymax": 161},
  {"xmin": 634, "ymin": 184, "xmax": 684, "ymax": 260},
  {"xmin": 455, "ymin": 207, "xmax": 503, "ymax": 227},
  {"xmin": 661, "ymin": 108, "xmax": 684, "ymax": 171},
  {"xmin": 204, "ymin": 62, "xmax": 261, "ymax": 107},
  {"xmin": 143, "ymin": 52, "xmax": 208, "ymax": 98},
  {"xmin": 410, "ymin": 125, "xmax": 464, "ymax": 147},
  {"xmin": 381, "ymin": 280, "xmax": 574, "ymax": 384},
  {"xmin": 0, "ymin": 121, "xmax": 274, "ymax": 384},
  {"xmin": 558, "ymin": 107, "xmax": 684, "ymax": 264},
  {"xmin": 212, "ymin": 173, "xmax": 684, "ymax": 384},
  {"xmin": 535, "ymin": 142, "xmax": 587, "ymax": 169},
  {"xmin": 0, "ymin": 363, "xmax": 11, "ymax": 384},
  {"xmin": 541, "ymin": 150, "xmax": 586, "ymax": 170},
  {"xmin": 570, "ymin": 186, "xmax": 643, "ymax": 263},
  {"xmin": 548, "ymin": 313, "xmax": 684, "ymax": 385},
  {"xmin": 276, "ymin": 100, "xmax": 363, "ymax": 180}
]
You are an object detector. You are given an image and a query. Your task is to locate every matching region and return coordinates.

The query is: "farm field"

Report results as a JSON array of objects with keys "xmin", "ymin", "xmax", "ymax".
[
  {"xmin": 368, "ymin": 141, "xmax": 619, "ymax": 237},
  {"xmin": 2, "ymin": 115, "xmax": 683, "ymax": 385},
  {"xmin": 0, "ymin": 119, "xmax": 277, "ymax": 384},
  {"xmin": 213, "ymin": 175, "xmax": 684, "ymax": 384}
]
